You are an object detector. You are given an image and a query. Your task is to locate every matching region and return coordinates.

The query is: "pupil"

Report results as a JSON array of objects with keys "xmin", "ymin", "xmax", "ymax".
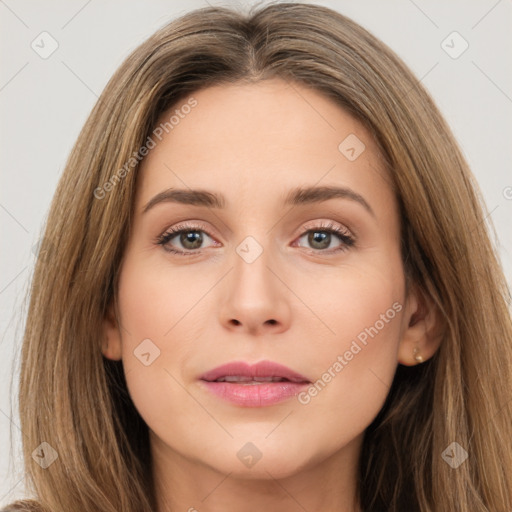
[
  {"xmin": 181, "ymin": 231, "xmax": 202, "ymax": 249},
  {"xmin": 309, "ymin": 231, "xmax": 330, "ymax": 249}
]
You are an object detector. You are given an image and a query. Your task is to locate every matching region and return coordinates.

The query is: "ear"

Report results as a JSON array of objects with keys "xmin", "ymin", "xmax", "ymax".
[
  {"xmin": 101, "ymin": 301, "xmax": 123, "ymax": 361},
  {"xmin": 398, "ymin": 284, "xmax": 444, "ymax": 366}
]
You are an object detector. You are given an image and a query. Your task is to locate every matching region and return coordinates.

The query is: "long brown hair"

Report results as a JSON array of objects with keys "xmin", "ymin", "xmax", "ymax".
[{"xmin": 4, "ymin": 2, "xmax": 512, "ymax": 511}]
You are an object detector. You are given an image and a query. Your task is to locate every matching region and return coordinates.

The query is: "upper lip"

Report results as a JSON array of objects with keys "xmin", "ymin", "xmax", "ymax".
[{"xmin": 200, "ymin": 360, "xmax": 311, "ymax": 383}]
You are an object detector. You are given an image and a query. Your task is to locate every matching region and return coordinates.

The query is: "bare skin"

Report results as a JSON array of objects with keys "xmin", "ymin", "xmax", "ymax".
[{"xmin": 102, "ymin": 78, "xmax": 442, "ymax": 512}]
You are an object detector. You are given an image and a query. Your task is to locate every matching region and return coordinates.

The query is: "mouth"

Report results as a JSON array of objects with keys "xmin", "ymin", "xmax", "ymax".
[
  {"xmin": 199, "ymin": 360, "xmax": 310, "ymax": 383},
  {"xmin": 207, "ymin": 376, "xmax": 308, "ymax": 384},
  {"xmin": 199, "ymin": 360, "xmax": 311, "ymax": 407}
]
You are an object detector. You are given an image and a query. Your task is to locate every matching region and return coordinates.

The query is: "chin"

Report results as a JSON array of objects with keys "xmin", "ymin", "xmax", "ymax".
[
  {"xmin": 198, "ymin": 438, "xmax": 317, "ymax": 481},
  {"xmin": 223, "ymin": 457, "xmax": 309, "ymax": 481}
]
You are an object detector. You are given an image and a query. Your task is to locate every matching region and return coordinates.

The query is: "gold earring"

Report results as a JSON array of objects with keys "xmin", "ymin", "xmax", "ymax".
[{"xmin": 413, "ymin": 345, "xmax": 424, "ymax": 363}]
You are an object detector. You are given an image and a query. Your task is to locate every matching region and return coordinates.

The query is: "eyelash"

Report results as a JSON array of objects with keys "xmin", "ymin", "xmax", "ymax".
[{"xmin": 155, "ymin": 221, "xmax": 355, "ymax": 257}]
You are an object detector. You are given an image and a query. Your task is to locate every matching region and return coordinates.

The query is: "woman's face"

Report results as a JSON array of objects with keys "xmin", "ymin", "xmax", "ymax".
[{"xmin": 103, "ymin": 78, "xmax": 424, "ymax": 487}]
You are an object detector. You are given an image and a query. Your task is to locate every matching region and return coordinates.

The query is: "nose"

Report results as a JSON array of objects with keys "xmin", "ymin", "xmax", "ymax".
[{"xmin": 219, "ymin": 243, "xmax": 292, "ymax": 336}]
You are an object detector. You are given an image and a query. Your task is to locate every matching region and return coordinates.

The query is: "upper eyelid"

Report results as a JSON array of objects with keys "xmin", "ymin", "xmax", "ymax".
[{"xmin": 162, "ymin": 219, "xmax": 352, "ymax": 237}]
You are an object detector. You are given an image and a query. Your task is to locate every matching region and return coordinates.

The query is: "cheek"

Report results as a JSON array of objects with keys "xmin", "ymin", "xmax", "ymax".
[
  {"xmin": 313, "ymin": 280, "xmax": 403, "ymax": 394},
  {"xmin": 294, "ymin": 260, "xmax": 405, "ymax": 441},
  {"xmin": 116, "ymin": 253, "xmax": 208, "ymax": 345},
  {"xmin": 114, "ymin": 256, "xmax": 205, "ymax": 415}
]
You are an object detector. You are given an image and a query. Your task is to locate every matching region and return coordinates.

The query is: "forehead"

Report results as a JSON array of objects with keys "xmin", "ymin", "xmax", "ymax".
[{"xmin": 136, "ymin": 78, "xmax": 393, "ymax": 215}]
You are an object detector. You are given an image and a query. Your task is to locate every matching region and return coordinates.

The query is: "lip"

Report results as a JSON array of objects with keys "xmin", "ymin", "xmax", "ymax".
[{"xmin": 199, "ymin": 360, "xmax": 311, "ymax": 407}]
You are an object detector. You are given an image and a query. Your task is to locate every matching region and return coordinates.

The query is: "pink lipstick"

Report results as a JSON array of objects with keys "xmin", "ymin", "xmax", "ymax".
[{"xmin": 199, "ymin": 360, "xmax": 310, "ymax": 407}]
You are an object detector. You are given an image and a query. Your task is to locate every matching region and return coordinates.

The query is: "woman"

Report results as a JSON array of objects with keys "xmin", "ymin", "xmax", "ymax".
[{"xmin": 3, "ymin": 2, "xmax": 511, "ymax": 511}]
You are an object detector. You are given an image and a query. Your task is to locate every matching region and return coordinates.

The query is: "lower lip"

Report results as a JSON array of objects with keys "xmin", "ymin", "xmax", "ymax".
[{"xmin": 199, "ymin": 380, "xmax": 310, "ymax": 407}]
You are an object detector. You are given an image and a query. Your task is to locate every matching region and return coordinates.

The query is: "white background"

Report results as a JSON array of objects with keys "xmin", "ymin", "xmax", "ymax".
[{"xmin": 1, "ymin": 0, "xmax": 511, "ymax": 504}]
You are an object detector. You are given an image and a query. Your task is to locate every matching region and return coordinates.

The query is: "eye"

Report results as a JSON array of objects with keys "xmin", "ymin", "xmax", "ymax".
[
  {"xmin": 294, "ymin": 221, "xmax": 355, "ymax": 254},
  {"xmin": 155, "ymin": 220, "xmax": 355, "ymax": 257},
  {"xmin": 155, "ymin": 222, "xmax": 218, "ymax": 256}
]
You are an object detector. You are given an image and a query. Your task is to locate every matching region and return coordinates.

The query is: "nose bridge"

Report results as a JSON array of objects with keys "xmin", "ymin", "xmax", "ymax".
[
  {"xmin": 219, "ymin": 231, "xmax": 291, "ymax": 334},
  {"xmin": 232, "ymin": 233, "xmax": 276, "ymax": 306}
]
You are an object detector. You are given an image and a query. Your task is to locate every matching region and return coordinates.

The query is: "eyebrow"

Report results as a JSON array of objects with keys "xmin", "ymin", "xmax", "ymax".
[{"xmin": 142, "ymin": 185, "xmax": 375, "ymax": 217}]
